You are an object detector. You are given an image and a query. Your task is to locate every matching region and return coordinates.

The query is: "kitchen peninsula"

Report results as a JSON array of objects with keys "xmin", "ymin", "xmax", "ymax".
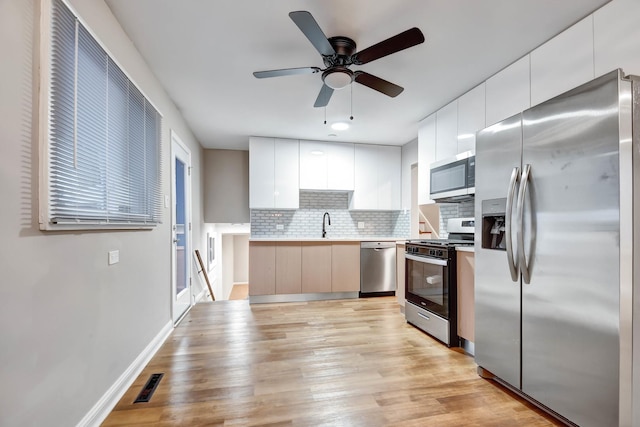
[{"xmin": 248, "ymin": 237, "xmax": 401, "ymax": 303}]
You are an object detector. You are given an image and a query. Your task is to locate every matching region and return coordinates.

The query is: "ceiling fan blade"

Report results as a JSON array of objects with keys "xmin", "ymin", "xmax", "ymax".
[
  {"xmin": 354, "ymin": 71, "xmax": 404, "ymax": 97},
  {"xmin": 353, "ymin": 27, "xmax": 425, "ymax": 65},
  {"xmin": 253, "ymin": 67, "xmax": 321, "ymax": 79},
  {"xmin": 289, "ymin": 11, "xmax": 336, "ymax": 57},
  {"xmin": 314, "ymin": 84, "xmax": 334, "ymax": 108}
]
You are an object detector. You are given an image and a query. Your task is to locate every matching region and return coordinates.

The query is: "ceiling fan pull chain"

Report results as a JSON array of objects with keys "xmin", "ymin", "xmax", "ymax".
[
  {"xmin": 350, "ymin": 84, "xmax": 354, "ymax": 121},
  {"xmin": 324, "ymin": 106, "xmax": 327, "ymax": 125}
]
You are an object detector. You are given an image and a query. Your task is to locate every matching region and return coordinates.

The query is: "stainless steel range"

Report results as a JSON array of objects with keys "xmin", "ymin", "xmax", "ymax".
[{"xmin": 405, "ymin": 218, "xmax": 474, "ymax": 346}]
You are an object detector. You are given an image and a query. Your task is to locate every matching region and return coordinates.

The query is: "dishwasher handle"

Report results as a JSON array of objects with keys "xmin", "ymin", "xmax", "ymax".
[{"xmin": 360, "ymin": 241, "xmax": 396, "ymax": 249}]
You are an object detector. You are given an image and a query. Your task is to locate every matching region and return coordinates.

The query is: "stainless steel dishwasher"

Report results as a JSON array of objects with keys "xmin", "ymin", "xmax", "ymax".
[{"xmin": 360, "ymin": 242, "xmax": 396, "ymax": 297}]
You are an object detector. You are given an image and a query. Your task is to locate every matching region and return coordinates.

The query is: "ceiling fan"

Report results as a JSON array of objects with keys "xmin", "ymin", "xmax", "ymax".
[{"xmin": 253, "ymin": 11, "xmax": 425, "ymax": 108}]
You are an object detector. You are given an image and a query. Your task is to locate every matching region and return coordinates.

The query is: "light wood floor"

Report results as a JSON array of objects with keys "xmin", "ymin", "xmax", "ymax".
[
  {"xmin": 102, "ymin": 297, "xmax": 563, "ymax": 426},
  {"xmin": 229, "ymin": 283, "xmax": 249, "ymax": 300}
]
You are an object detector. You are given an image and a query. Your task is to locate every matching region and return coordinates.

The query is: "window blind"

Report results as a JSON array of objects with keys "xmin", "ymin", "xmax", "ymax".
[{"xmin": 46, "ymin": 0, "xmax": 162, "ymax": 227}]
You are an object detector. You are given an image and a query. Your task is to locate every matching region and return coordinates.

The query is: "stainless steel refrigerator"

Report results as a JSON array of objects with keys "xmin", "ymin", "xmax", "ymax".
[{"xmin": 474, "ymin": 69, "xmax": 637, "ymax": 427}]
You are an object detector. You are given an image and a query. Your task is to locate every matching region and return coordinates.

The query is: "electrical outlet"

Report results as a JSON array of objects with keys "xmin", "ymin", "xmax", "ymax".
[
  {"xmin": 358, "ymin": 222, "xmax": 365, "ymax": 229},
  {"xmin": 108, "ymin": 250, "xmax": 119, "ymax": 265},
  {"xmin": 276, "ymin": 224, "xmax": 284, "ymax": 230}
]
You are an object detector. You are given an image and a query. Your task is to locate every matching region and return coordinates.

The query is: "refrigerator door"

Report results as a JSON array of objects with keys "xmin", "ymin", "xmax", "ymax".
[
  {"xmin": 474, "ymin": 113, "xmax": 522, "ymax": 389},
  {"xmin": 520, "ymin": 70, "xmax": 623, "ymax": 426}
]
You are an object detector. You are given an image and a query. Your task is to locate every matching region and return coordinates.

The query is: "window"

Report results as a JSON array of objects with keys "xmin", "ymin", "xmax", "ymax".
[{"xmin": 39, "ymin": 0, "xmax": 162, "ymax": 230}]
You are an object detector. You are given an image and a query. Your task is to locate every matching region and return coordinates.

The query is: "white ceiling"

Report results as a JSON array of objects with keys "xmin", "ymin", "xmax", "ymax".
[{"xmin": 105, "ymin": 0, "xmax": 610, "ymax": 149}]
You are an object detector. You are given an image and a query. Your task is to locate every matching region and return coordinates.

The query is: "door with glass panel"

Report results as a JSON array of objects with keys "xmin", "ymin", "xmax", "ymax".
[{"xmin": 171, "ymin": 132, "xmax": 192, "ymax": 324}]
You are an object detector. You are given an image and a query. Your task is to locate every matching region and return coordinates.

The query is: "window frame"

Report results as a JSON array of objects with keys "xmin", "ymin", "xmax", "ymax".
[{"xmin": 38, "ymin": 0, "xmax": 164, "ymax": 231}]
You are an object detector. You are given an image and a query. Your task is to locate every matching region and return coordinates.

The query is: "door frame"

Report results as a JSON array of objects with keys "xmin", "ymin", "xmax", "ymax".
[{"xmin": 170, "ymin": 130, "xmax": 193, "ymax": 325}]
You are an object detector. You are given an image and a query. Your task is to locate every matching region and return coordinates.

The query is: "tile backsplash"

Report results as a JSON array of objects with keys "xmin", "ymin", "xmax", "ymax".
[
  {"xmin": 251, "ymin": 191, "xmax": 409, "ymax": 238},
  {"xmin": 439, "ymin": 200, "xmax": 475, "ymax": 237}
]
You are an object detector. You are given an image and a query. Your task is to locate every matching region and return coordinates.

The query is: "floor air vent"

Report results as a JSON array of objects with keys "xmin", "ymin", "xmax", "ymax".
[{"xmin": 134, "ymin": 373, "xmax": 164, "ymax": 403}]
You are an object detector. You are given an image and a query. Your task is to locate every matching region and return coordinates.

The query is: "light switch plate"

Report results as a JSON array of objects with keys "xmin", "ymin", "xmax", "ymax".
[
  {"xmin": 164, "ymin": 195, "xmax": 170, "ymax": 208},
  {"xmin": 108, "ymin": 250, "xmax": 119, "ymax": 265},
  {"xmin": 358, "ymin": 222, "xmax": 365, "ymax": 229}
]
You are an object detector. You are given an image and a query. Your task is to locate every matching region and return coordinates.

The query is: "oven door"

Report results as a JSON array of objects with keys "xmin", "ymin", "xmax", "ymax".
[{"xmin": 405, "ymin": 253, "xmax": 449, "ymax": 318}]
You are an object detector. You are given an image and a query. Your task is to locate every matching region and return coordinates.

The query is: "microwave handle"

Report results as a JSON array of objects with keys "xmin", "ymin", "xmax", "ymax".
[{"xmin": 405, "ymin": 254, "xmax": 448, "ymax": 266}]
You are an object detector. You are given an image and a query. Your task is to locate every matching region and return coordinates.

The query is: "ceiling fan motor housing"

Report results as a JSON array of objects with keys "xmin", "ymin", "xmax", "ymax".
[{"xmin": 324, "ymin": 36, "xmax": 357, "ymax": 66}]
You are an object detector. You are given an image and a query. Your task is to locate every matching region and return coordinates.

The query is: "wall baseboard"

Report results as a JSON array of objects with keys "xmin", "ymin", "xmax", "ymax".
[{"xmin": 75, "ymin": 321, "xmax": 173, "ymax": 427}]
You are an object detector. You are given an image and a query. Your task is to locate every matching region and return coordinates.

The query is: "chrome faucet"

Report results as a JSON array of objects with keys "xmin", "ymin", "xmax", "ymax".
[{"xmin": 322, "ymin": 212, "xmax": 331, "ymax": 238}]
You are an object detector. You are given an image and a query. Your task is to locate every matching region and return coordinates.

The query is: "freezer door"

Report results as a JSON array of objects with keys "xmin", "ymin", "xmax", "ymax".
[
  {"xmin": 474, "ymin": 113, "xmax": 522, "ymax": 389},
  {"xmin": 520, "ymin": 70, "xmax": 623, "ymax": 427}
]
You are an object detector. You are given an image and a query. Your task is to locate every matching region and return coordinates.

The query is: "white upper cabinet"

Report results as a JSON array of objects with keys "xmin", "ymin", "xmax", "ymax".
[
  {"xmin": 531, "ymin": 16, "xmax": 595, "ymax": 106},
  {"xmin": 299, "ymin": 140, "xmax": 354, "ymax": 191},
  {"xmin": 594, "ymin": 0, "xmax": 640, "ymax": 77},
  {"xmin": 457, "ymin": 83, "xmax": 485, "ymax": 153},
  {"xmin": 435, "ymin": 100, "xmax": 458, "ymax": 161},
  {"xmin": 351, "ymin": 144, "xmax": 378, "ymax": 210},
  {"xmin": 351, "ymin": 144, "xmax": 401, "ymax": 210},
  {"xmin": 274, "ymin": 138, "xmax": 299, "ymax": 209},
  {"xmin": 327, "ymin": 142, "xmax": 354, "ymax": 191},
  {"xmin": 299, "ymin": 140, "xmax": 328, "ymax": 190},
  {"xmin": 249, "ymin": 137, "xmax": 276, "ymax": 209},
  {"xmin": 418, "ymin": 114, "xmax": 436, "ymax": 205},
  {"xmin": 249, "ymin": 137, "xmax": 299, "ymax": 209},
  {"xmin": 486, "ymin": 56, "xmax": 531, "ymax": 126}
]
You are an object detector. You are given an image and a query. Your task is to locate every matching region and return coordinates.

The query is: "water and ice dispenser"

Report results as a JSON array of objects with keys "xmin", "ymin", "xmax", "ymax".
[{"xmin": 481, "ymin": 198, "xmax": 507, "ymax": 250}]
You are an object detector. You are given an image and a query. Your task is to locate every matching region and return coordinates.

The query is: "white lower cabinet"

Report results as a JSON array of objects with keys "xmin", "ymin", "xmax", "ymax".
[{"xmin": 350, "ymin": 144, "xmax": 401, "ymax": 210}]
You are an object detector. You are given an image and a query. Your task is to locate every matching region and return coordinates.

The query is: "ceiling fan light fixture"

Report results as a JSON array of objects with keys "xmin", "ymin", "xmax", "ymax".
[
  {"xmin": 331, "ymin": 122, "xmax": 349, "ymax": 131},
  {"xmin": 322, "ymin": 68, "xmax": 353, "ymax": 90}
]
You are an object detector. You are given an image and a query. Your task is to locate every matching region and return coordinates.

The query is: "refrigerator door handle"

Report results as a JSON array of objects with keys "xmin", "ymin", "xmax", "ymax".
[
  {"xmin": 505, "ymin": 166, "xmax": 520, "ymax": 282},
  {"xmin": 517, "ymin": 164, "xmax": 532, "ymax": 284}
]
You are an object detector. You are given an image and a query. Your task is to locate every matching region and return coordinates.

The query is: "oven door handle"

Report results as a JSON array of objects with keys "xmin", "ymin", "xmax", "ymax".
[{"xmin": 405, "ymin": 254, "xmax": 448, "ymax": 266}]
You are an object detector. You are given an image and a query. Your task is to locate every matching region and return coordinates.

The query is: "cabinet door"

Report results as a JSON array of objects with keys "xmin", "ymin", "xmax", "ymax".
[
  {"xmin": 248, "ymin": 242, "xmax": 276, "ymax": 295},
  {"xmin": 327, "ymin": 142, "xmax": 354, "ymax": 191},
  {"xmin": 530, "ymin": 16, "xmax": 594, "ymax": 106},
  {"xmin": 351, "ymin": 144, "xmax": 379, "ymax": 210},
  {"xmin": 594, "ymin": 0, "xmax": 640, "ymax": 77},
  {"xmin": 274, "ymin": 138, "xmax": 299, "ymax": 209},
  {"xmin": 396, "ymin": 245, "xmax": 405, "ymax": 306},
  {"xmin": 418, "ymin": 114, "xmax": 436, "ymax": 205},
  {"xmin": 456, "ymin": 251, "xmax": 475, "ymax": 342},
  {"xmin": 377, "ymin": 145, "xmax": 401, "ymax": 210},
  {"xmin": 301, "ymin": 243, "xmax": 332, "ymax": 293},
  {"xmin": 331, "ymin": 243, "xmax": 360, "ymax": 292},
  {"xmin": 486, "ymin": 56, "xmax": 531, "ymax": 126},
  {"xmin": 249, "ymin": 137, "xmax": 275, "ymax": 208},
  {"xmin": 457, "ymin": 83, "xmax": 485, "ymax": 154},
  {"xmin": 299, "ymin": 140, "xmax": 328, "ymax": 190},
  {"xmin": 275, "ymin": 242, "xmax": 302, "ymax": 294},
  {"xmin": 435, "ymin": 100, "xmax": 458, "ymax": 161}
]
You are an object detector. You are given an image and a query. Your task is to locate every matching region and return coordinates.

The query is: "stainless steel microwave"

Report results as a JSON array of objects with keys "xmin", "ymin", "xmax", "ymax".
[{"xmin": 429, "ymin": 151, "xmax": 475, "ymax": 202}]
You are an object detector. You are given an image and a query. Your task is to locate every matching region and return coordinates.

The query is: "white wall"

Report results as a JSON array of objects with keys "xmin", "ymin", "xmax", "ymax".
[
  {"xmin": 0, "ymin": 0, "xmax": 206, "ymax": 426},
  {"xmin": 233, "ymin": 235, "xmax": 249, "ymax": 283}
]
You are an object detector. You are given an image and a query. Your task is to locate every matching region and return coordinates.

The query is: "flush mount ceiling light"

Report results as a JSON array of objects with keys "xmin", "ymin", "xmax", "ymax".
[
  {"xmin": 322, "ymin": 67, "xmax": 354, "ymax": 90},
  {"xmin": 331, "ymin": 122, "xmax": 349, "ymax": 131}
]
